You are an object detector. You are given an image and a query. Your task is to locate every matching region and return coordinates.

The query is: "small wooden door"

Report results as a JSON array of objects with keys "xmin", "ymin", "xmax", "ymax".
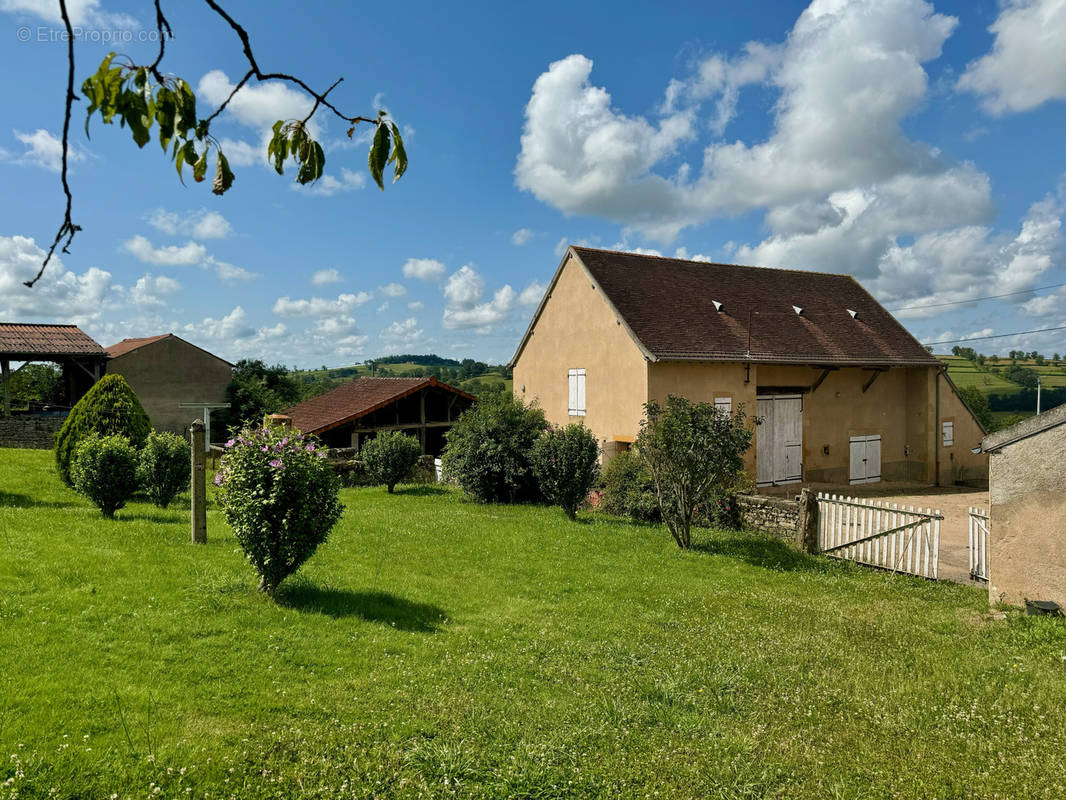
[
  {"xmin": 757, "ymin": 394, "xmax": 803, "ymax": 486},
  {"xmin": 849, "ymin": 434, "xmax": 881, "ymax": 485}
]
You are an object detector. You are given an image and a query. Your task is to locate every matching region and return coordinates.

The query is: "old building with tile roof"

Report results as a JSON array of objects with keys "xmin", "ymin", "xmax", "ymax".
[{"xmin": 511, "ymin": 246, "xmax": 987, "ymax": 488}]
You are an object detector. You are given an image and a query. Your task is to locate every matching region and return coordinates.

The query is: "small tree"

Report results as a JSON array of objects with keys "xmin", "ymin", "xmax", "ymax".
[
  {"xmin": 71, "ymin": 434, "xmax": 139, "ymax": 518},
  {"xmin": 636, "ymin": 395, "xmax": 753, "ymax": 549},
  {"xmin": 600, "ymin": 450, "xmax": 661, "ymax": 522},
  {"xmin": 215, "ymin": 426, "xmax": 343, "ymax": 595},
  {"xmin": 956, "ymin": 386, "xmax": 993, "ymax": 431},
  {"xmin": 55, "ymin": 374, "xmax": 151, "ymax": 487},
  {"xmin": 138, "ymin": 431, "xmax": 191, "ymax": 508},
  {"xmin": 531, "ymin": 424, "xmax": 600, "ymax": 519},
  {"xmin": 361, "ymin": 431, "xmax": 422, "ymax": 493},
  {"xmin": 441, "ymin": 394, "xmax": 547, "ymax": 503}
]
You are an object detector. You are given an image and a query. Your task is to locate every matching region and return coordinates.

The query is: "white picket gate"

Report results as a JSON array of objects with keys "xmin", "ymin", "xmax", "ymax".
[
  {"xmin": 968, "ymin": 507, "xmax": 990, "ymax": 582},
  {"xmin": 817, "ymin": 494, "xmax": 942, "ymax": 579}
]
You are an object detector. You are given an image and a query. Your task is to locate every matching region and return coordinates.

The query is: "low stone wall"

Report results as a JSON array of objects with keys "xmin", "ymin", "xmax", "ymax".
[
  {"xmin": 736, "ymin": 491, "xmax": 819, "ymax": 551},
  {"xmin": 0, "ymin": 416, "xmax": 63, "ymax": 449}
]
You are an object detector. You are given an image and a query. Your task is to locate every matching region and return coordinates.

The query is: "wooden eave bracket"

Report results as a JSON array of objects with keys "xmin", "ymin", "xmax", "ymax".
[{"xmin": 862, "ymin": 367, "xmax": 889, "ymax": 393}]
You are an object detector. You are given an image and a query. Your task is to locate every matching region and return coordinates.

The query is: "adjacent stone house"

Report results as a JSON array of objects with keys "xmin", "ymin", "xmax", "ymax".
[
  {"xmin": 282, "ymin": 376, "xmax": 476, "ymax": 455},
  {"xmin": 511, "ymin": 246, "xmax": 986, "ymax": 488},
  {"xmin": 105, "ymin": 334, "xmax": 233, "ymax": 439},
  {"xmin": 981, "ymin": 408, "xmax": 1066, "ymax": 609}
]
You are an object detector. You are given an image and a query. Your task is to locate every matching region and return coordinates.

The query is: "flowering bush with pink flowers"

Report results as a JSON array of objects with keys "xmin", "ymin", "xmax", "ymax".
[{"xmin": 214, "ymin": 425, "xmax": 343, "ymax": 595}]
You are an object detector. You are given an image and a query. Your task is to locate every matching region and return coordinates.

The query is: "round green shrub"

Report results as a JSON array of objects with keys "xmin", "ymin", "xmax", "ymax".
[
  {"xmin": 55, "ymin": 374, "xmax": 151, "ymax": 487},
  {"xmin": 531, "ymin": 423, "xmax": 600, "ymax": 519},
  {"xmin": 360, "ymin": 431, "xmax": 422, "ymax": 493},
  {"xmin": 71, "ymin": 433, "xmax": 139, "ymax": 518},
  {"xmin": 138, "ymin": 431, "xmax": 190, "ymax": 509},
  {"xmin": 599, "ymin": 450, "xmax": 660, "ymax": 523},
  {"xmin": 215, "ymin": 426, "xmax": 343, "ymax": 595},
  {"xmin": 440, "ymin": 394, "xmax": 547, "ymax": 503}
]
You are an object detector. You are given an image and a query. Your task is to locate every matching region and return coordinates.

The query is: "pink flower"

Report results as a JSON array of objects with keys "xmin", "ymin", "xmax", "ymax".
[
  {"xmin": 214, "ymin": 473, "xmax": 223, "ymax": 485},
  {"xmin": 305, "ymin": 443, "xmax": 315, "ymax": 452},
  {"xmin": 269, "ymin": 459, "xmax": 283, "ymax": 469},
  {"xmin": 225, "ymin": 439, "xmax": 235, "ymax": 448}
]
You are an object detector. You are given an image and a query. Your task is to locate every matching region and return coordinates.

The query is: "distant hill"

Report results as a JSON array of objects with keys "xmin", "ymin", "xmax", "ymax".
[{"xmin": 292, "ymin": 355, "xmax": 513, "ymax": 400}]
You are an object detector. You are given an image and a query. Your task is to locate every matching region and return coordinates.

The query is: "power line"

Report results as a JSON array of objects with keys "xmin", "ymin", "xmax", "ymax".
[
  {"xmin": 889, "ymin": 281, "xmax": 1066, "ymax": 312},
  {"xmin": 922, "ymin": 325, "xmax": 1066, "ymax": 346}
]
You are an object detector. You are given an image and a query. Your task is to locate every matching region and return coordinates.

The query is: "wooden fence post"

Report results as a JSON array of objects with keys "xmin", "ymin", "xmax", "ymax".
[
  {"xmin": 797, "ymin": 488, "xmax": 820, "ymax": 553},
  {"xmin": 190, "ymin": 419, "xmax": 206, "ymax": 544}
]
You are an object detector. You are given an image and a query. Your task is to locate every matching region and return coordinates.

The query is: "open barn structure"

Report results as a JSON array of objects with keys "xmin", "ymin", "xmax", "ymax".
[
  {"xmin": 282, "ymin": 376, "xmax": 476, "ymax": 455},
  {"xmin": 0, "ymin": 323, "xmax": 106, "ymax": 417}
]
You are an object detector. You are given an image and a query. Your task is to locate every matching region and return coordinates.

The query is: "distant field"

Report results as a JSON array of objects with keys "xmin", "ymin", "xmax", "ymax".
[
  {"xmin": 293, "ymin": 362, "xmax": 513, "ymax": 398},
  {"xmin": 937, "ymin": 355, "xmax": 1066, "ymax": 396}
]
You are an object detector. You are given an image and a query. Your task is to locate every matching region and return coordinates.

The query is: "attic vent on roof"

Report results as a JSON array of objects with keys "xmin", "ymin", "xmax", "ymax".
[
  {"xmin": 712, "ymin": 300, "xmax": 723, "ymax": 312},
  {"xmin": 792, "ymin": 305, "xmax": 803, "ymax": 315},
  {"xmin": 847, "ymin": 309, "xmax": 858, "ymax": 319}
]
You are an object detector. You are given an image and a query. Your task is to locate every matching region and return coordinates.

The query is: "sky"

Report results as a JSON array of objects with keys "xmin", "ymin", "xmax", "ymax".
[{"xmin": 1, "ymin": 0, "xmax": 1066, "ymax": 367}]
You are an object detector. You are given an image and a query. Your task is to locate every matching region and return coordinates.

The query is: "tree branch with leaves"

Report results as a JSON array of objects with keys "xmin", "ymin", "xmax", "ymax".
[{"xmin": 28, "ymin": 0, "xmax": 408, "ymax": 288}]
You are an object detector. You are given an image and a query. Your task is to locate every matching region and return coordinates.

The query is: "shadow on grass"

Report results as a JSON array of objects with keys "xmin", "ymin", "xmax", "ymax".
[
  {"xmin": 276, "ymin": 584, "xmax": 447, "ymax": 631},
  {"xmin": 395, "ymin": 485, "xmax": 450, "ymax": 497},
  {"xmin": 692, "ymin": 530, "xmax": 830, "ymax": 573},
  {"xmin": 115, "ymin": 510, "xmax": 187, "ymax": 524},
  {"xmin": 0, "ymin": 491, "xmax": 80, "ymax": 509}
]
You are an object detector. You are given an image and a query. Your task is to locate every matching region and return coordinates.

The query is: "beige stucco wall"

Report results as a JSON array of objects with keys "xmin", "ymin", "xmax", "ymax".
[
  {"xmin": 987, "ymin": 424, "xmax": 1066, "ymax": 608},
  {"xmin": 937, "ymin": 373, "xmax": 989, "ymax": 485},
  {"xmin": 512, "ymin": 254, "xmax": 649, "ymax": 457},
  {"xmin": 107, "ymin": 337, "xmax": 232, "ymax": 437}
]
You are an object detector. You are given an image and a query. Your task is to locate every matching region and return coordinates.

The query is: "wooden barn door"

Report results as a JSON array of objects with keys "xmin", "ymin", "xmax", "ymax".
[{"xmin": 757, "ymin": 394, "xmax": 803, "ymax": 487}]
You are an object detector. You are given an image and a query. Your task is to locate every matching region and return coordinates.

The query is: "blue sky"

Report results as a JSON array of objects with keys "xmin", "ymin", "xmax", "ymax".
[{"xmin": 1, "ymin": 0, "xmax": 1065, "ymax": 366}]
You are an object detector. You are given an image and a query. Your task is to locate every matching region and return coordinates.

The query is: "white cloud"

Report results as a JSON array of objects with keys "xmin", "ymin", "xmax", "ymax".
[
  {"xmin": 218, "ymin": 138, "xmax": 261, "ymax": 167},
  {"xmin": 198, "ymin": 70, "xmax": 316, "ymax": 135},
  {"xmin": 376, "ymin": 301, "xmax": 389, "ymax": 313},
  {"xmin": 0, "ymin": 0, "xmax": 137, "ymax": 27},
  {"xmin": 958, "ymin": 0, "xmax": 1066, "ymax": 114},
  {"xmin": 272, "ymin": 291, "xmax": 372, "ymax": 317},
  {"xmin": 122, "ymin": 235, "xmax": 207, "ymax": 266},
  {"xmin": 407, "ymin": 300, "xmax": 424, "ymax": 311},
  {"xmin": 379, "ymin": 282, "xmax": 407, "ymax": 297},
  {"xmin": 516, "ymin": 1, "xmax": 966, "ymax": 243},
  {"xmin": 312, "ymin": 268, "xmax": 342, "ymax": 286},
  {"xmin": 402, "ymin": 257, "xmax": 446, "ymax": 281},
  {"xmin": 380, "ymin": 317, "xmax": 426, "ymax": 352},
  {"xmin": 9, "ymin": 129, "xmax": 85, "ymax": 173},
  {"xmin": 443, "ymin": 265, "xmax": 485, "ymax": 309},
  {"xmin": 205, "ymin": 256, "xmax": 258, "ymax": 283},
  {"xmin": 512, "ymin": 228, "xmax": 534, "ymax": 246},
  {"xmin": 673, "ymin": 247, "xmax": 713, "ymax": 262},
  {"xmin": 146, "ymin": 208, "xmax": 232, "ymax": 239},
  {"xmin": 518, "ymin": 281, "xmax": 547, "ymax": 305},
  {"xmin": 443, "ymin": 285, "xmax": 517, "ymax": 330},
  {"xmin": 293, "ymin": 168, "xmax": 366, "ymax": 196},
  {"xmin": 0, "ymin": 235, "xmax": 113, "ymax": 323},
  {"xmin": 127, "ymin": 274, "xmax": 180, "ymax": 307},
  {"xmin": 314, "ymin": 315, "xmax": 360, "ymax": 336}
]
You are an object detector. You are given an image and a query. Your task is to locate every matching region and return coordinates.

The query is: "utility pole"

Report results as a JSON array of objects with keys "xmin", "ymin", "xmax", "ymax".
[{"xmin": 1037, "ymin": 376, "xmax": 1042, "ymax": 415}]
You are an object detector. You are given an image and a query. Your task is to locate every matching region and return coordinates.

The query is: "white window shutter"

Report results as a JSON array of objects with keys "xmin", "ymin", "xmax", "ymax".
[
  {"xmin": 577, "ymin": 370, "xmax": 586, "ymax": 415},
  {"xmin": 568, "ymin": 369, "xmax": 577, "ymax": 414}
]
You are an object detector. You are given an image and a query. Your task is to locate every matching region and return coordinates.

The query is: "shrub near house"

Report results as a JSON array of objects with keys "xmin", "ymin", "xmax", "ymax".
[{"xmin": 531, "ymin": 423, "xmax": 600, "ymax": 519}]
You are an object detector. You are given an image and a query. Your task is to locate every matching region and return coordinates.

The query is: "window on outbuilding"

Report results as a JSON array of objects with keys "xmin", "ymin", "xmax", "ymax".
[
  {"xmin": 714, "ymin": 396, "xmax": 732, "ymax": 414},
  {"xmin": 568, "ymin": 368, "xmax": 586, "ymax": 416},
  {"xmin": 942, "ymin": 420, "xmax": 954, "ymax": 447}
]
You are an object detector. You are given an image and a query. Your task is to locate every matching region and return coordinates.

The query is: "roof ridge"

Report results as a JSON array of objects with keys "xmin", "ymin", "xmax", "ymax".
[
  {"xmin": 569, "ymin": 245, "xmax": 854, "ymax": 280},
  {"xmin": 0, "ymin": 322, "xmax": 80, "ymax": 328}
]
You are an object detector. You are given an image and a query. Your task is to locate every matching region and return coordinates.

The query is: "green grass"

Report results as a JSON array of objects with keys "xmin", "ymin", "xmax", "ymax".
[{"xmin": 2, "ymin": 449, "xmax": 1066, "ymax": 798}]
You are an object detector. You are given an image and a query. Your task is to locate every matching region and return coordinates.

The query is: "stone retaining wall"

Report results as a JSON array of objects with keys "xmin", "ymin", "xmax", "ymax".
[
  {"xmin": 736, "ymin": 491, "xmax": 819, "ymax": 551},
  {"xmin": 0, "ymin": 416, "xmax": 63, "ymax": 449}
]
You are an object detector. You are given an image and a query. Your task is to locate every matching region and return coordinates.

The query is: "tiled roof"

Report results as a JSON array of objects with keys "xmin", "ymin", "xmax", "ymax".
[
  {"xmin": 0, "ymin": 323, "xmax": 105, "ymax": 357},
  {"xmin": 282, "ymin": 376, "xmax": 475, "ymax": 435},
  {"xmin": 106, "ymin": 334, "xmax": 171, "ymax": 358},
  {"xmin": 567, "ymin": 247, "xmax": 939, "ymax": 367}
]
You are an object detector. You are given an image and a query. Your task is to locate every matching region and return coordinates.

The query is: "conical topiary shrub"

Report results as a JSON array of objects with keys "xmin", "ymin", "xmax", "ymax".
[{"xmin": 54, "ymin": 374, "xmax": 152, "ymax": 487}]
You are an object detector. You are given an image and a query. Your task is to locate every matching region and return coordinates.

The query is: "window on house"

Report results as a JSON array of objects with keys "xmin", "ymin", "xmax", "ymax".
[
  {"xmin": 714, "ymin": 396, "xmax": 732, "ymax": 414},
  {"xmin": 568, "ymin": 368, "xmax": 586, "ymax": 416},
  {"xmin": 942, "ymin": 420, "xmax": 954, "ymax": 447}
]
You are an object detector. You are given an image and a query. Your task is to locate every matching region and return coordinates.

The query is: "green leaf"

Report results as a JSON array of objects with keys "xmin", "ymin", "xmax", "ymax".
[
  {"xmin": 176, "ymin": 140, "xmax": 197, "ymax": 184},
  {"xmin": 212, "ymin": 151, "xmax": 235, "ymax": 195},
  {"xmin": 193, "ymin": 146, "xmax": 209, "ymax": 182},
  {"xmin": 296, "ymin": 141, "xmax": 325, "ymax": 185},
  {"xmin": 268, "ymin": 121, "xmax": 289, "ymax": 175},
  {"xmin": 368, "ymin": 122, "xmax": 390, "ymax": 191},
  {"xmin": 388, "ymin": 122, "xmax": 407, "ymax": 183},
  {"xmin": 155, "ymin": 87, "xmax": 175, "ymax": 152}
]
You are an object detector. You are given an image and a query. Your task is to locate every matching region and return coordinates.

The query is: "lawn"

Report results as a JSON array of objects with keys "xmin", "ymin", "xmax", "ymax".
[{"xmin": 2, "ymin": 449, "xmax": 1066, "ymax": 799}]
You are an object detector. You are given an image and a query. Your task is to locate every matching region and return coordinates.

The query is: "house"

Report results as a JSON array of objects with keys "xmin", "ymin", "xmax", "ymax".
[
  {"xmin": 981, "ymin": 407, "xmax": 1066, "ymax": 609},
  {"xmin": 0, "ymin": 323, "xmax": 107, "ymax": 448},
  {"xmin": 511, "ymin": 246, "xmax": 986, "ymax": 488},
  {"xmin": 281, "ymin": 376, "xmax": 476, "ymax": 454},
  {"xmin": 105, "ymin": 334, "xmax": 233, "ymax": 440}
]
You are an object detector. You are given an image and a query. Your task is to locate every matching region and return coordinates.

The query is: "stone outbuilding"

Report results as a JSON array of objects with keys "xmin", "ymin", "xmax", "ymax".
[
  {"xmin": 981, "ymin": 407, "xmax": 1066, "ymax": 610},
  {"xmin": 511, "ymin": 246, "xmax": 988, "ymax": 488},
  {"xmin": 105, "ymin": 334, "xmax": 233, "ymax": 440},
  {"xmin": 282, "ymin": 376, "xmax": 476, "ymax": 455}
]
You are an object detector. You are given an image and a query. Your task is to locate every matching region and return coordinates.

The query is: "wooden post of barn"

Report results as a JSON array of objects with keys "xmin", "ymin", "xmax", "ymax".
[
  {"xmin": 190, "ymin": 419, "xmax": 207, "ymax": 544},
  {"xmin": 1, "ymin": 359, "xmax": 10, "ymax": 417},
  {"xmin": 796, "ymin": 488, "xmax": 820, "ymax": 553}
]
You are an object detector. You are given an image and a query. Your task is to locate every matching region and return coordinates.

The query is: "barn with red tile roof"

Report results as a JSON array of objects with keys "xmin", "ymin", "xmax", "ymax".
[
  {"xmin": 511, "ymin": 246, "xmax": 987, "ymax": 488},
  {"xmin": 282, "ymin": 376, "xmax": 475, "ymax": 454}
]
